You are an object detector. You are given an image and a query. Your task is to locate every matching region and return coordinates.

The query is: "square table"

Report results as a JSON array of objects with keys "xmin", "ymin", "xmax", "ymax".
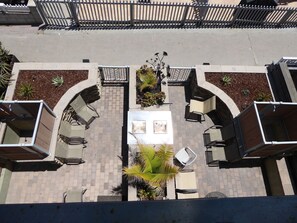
[{"xmin": 127, "ymin": 111, "xmax": 173, "ymax": 145}]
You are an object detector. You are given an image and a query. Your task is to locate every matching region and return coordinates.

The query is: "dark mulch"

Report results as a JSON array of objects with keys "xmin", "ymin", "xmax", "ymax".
[
  {"xmin": 205, "ymin": 72, "xmax": 272, "ymax": 111},
  {"xmin": 13, "ymin": 70, "xmax": 88, "ymax": 109}
]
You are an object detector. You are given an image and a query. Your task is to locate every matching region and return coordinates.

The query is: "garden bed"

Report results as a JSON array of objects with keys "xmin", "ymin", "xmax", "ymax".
[
  {"xmin": 13, "ymin": 70, "xmax": 88, "ymax": 109},
  {"xmin": 205, "ymin": 72, "xmax": 273, "ymax": 111}
]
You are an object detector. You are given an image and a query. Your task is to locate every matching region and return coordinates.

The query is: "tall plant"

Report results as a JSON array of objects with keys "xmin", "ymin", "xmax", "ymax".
[
  {"xmin": 0, "ymin": 41, "xmax": 10, "ymax": 63},
  {"xmin": 136, "ymin": 65, "xmax": 158, "ymax": 92},
  {"xmin": 123, "ymin": 144, "xmax": 179, "ymax": 187}
]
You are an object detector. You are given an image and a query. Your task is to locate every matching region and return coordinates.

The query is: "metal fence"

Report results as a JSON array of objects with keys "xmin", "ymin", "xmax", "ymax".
[
  {"xmin": 34, "ymin": 0, "xmax": 297, "ymax": 29},
  {"xmin": 99, "ymin": 65, "xmax": 193, "ymax": 84},
  {"xmin": 278, "ymin": 57, "xmax": 297, "ymax": 67},
  {"xmin": 99, "ymin": 66, "xmax": 129, "ymax": 84},
  {"xmin": 168, "ymin": 67, "xmax": 194, "ymax": 83}
]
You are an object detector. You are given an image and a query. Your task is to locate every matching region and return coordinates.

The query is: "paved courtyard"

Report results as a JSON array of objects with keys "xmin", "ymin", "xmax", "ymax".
[{"xmin": 5, "ymin": 83, "xmax": 265, "ymax": 204}]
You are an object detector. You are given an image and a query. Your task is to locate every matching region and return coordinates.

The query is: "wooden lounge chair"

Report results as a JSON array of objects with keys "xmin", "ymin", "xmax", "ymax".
[
  {"xmin": 55, "ymin": 141, "xmax": 85, "ymax": 165},
  {"xmin": 63, "ymin": 188, "xmax": 87, "ymax": 203},
  {"xmin": 70, "ymin": 95, "xmax": 99, "ymax": 129},
  {"xmin": 58, "ymin": 120, "xmax": 87, "ymax": 145},
  {"xmin": 186, "ymin": 96, "xmax": 216, "ymax": 122},
  {"xmin": 175, "ymin": 171, "xmax": 199, "ymax": 199}
]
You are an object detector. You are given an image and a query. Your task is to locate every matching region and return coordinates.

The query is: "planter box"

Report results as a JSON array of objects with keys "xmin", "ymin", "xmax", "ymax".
[{"xmin": 129, "ymin": 65, "xmax": 170, "ymax": 111}]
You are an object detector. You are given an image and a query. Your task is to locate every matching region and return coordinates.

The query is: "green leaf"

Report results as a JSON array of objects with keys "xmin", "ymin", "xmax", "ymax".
[{"xmin": 122, "ymin": 144, "xmax": 179, "ymax": 187}]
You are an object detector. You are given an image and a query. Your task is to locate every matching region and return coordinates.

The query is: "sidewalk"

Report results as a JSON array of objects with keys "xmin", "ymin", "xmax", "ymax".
[{"xmin": 0, "ymin": 26, "xmax": 297, "ymax": 67}]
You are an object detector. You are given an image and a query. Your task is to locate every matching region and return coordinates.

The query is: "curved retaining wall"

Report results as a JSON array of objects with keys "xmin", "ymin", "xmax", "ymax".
[{"xmin": 6, "ymin": 62, "xmax": 100, "ymax": 162}]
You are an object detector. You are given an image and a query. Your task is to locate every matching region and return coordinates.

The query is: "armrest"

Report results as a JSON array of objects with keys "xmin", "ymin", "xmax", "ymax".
[
  {"xmin": 204, "ymin": 124, "xmax": 223, "ymax": 133},
  {"xmin": 192, "ymin": 95, "xmax": 204, "ymax": 101},
  {"xmin": 176, "ymin": 189, "xmax": 197, "ymax": 194}
]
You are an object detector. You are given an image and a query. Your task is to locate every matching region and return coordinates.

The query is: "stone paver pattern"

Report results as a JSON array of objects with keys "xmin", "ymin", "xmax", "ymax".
[
  {"xmin": 5, "ymin": 85, "xmax": 265, "ymax": 204},
  {"xmin": 6, "ymin": 86, "xmax": 124, "ymax": 203},
  {"xmin": 169, "ymin": 85, "xmax": 266, "ymax": 197}
]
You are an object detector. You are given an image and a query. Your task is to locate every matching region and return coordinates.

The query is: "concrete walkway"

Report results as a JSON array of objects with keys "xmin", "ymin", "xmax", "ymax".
[{"xmin": 0, "ymin": 26, "xmax": 297, "ymax": 67}]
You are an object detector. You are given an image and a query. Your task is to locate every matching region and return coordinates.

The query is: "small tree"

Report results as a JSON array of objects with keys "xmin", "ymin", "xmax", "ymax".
[{"xmin": 123, "ymin": 144, "xmax": 179, "ymax": 188}]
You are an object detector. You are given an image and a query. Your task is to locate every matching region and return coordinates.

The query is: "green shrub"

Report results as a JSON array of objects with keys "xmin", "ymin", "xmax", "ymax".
[
  {"xmin": 0, "ymin": 61, "xmax": 11, "ymax": 74},
  {"xmin": 0, "ymin": 92, "xmax": 5, "ymax": 100},
  {"xmin": 255, "ymin": 91, "xmax": 272, "ymax": 101},
  {"xmin": 221, "ymin": 74, "xmax": 232, "ymax": 86},
  {"xmin": 241, "ymin": 89, "xmax": 250, "ymax": 97},
  {"xmin": 0, "ymin": 42, "xmax": 10, "ymax": 63},
  {"xmin": 52, "ymin": 76, "xmax": 64, "ymax": 87},
  {"xmin": 136, "ymin": 65, "xmax": 158, "ymax": 92},
  {"xmin": 18, "ymin": 83, "xmax": 34, "ymax": 99},
  {"xmin": 138, "ymin": 188, "xmax": 157, "ymax": 201},
  {"xmin": 0, "ymin": 68, "xmax": 11, "ymax": 88},
  {"xmin": 141, "ymin": 91, "xmax": 166, "ymax": 107}
]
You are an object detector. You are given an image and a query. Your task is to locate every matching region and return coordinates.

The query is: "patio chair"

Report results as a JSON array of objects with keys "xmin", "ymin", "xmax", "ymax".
[
  {"xmin": 58, "ymin": 120, "xmax": 87, "ymax": 145},
  {"xmin": 186, "ymin": 96, "xmax": 216, "ymax": 122},
  {"xmin": 174, "ymin": 147, "xmax": 197, "ymax": 167},
  {"xmin": 70, "ymin": 94, "xmax": 99, "ymax": 129},
  {"xmin": 63, "ymin": 188, "xmax": 87, "ymax": 203},
  {"xmin": 175, "ymin": 171, "xmax": 199, "ymax": 199},
  {"xmin": 203, "ymin": 125, "xmax": 225, "ymax": 148},
  {"xmin": 55, "ymin": 141, "xmax": 85, "ymax": 165},
  {"xmin": 205, "ymin": 146, "xmax": 227, "ymax": 167}
]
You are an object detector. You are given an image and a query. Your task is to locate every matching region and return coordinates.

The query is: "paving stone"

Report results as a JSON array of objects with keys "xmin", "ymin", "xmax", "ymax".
[{"xmin": 5, "ymin": 85, "xmax": 266, "ymax": 204}]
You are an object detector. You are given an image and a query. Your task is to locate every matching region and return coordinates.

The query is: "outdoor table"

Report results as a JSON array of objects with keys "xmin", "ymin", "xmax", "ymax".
[{"xmin": 127, "ymin": 111, "xmax": 173, "ymax": 145}]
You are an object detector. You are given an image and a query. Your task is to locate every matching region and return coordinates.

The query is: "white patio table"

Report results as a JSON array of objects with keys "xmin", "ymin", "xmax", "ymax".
[{"xmin": 127, "ymin": 110, "xmax": 173, "ymax": 145}]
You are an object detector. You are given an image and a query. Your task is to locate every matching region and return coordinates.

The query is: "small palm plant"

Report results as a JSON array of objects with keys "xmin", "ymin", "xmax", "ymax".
[
  {"xmin": 123, "ymin": 144, "xmax": 179, "ymax": 189},
  {"xmin": 0, "ymin": 72, "xmax": 11, "ymax": 89},
  {"xmin": 221, "ymin": 74, "xmax": 232, "ymax": 86},
  {"xmin": 136, "ymin": 65, "xmax": 158, "ymax": 92},
  {"xmin": 0, "ymin": 41, "xmax": 10, "ymax": 63},
  {"xmin": 255, "ymin": 91, "xmax": 272, "ymax": 101},
  {"xmin": 52, "ymin": 76, "xmax": 64, "ymax": 87},
  {"xmin": 18, "ymin": 83, "xmax": 34, "ymax": 99}
]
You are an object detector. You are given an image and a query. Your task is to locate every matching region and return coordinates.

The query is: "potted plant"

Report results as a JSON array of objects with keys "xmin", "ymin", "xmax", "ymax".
[
  {"xmin": 136, "ymin": 52, "xmax": 169, "ymax": 107},
  {"xmin": 123, "ymin": 144, "xmax": 179, "ymax": 200}
]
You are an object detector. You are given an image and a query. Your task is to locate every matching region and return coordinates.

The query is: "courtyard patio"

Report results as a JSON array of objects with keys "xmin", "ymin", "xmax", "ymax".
[{"xmin": 5, "ymin": 84, "xmax": 266, "ymax": 204}]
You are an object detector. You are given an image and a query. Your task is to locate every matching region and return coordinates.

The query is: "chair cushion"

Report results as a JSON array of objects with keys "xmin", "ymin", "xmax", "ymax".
[
  {"xmin": 175, "ymin": 172, "xmax": 197, "ymax": 190},
  {"xmin": 175, "ymin": 151, "xmax": 190, "ymax": 165},
  {"xmin": 65, "ymin": 190, "xmax": 83, "ymax": 202},
  {"xmin": 212, "ymin": 147, "xmax": 226, "ymax": 161},
  {"xmin": 209, "ymin": 128, "xmax": 223, "ymax": 141},
  {"xmin": 177, "ymin": 192, "xmax": 199, "ymax": 199},
  {"xmin": 189, "ymin": 99, "xmax": 203, "ymax": 113}
]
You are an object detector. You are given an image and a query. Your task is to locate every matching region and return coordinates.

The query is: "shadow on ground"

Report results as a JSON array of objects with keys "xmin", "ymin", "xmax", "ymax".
[{"xmin": 13, "ymin": 162, "xmax": 61, "ymax": 172}]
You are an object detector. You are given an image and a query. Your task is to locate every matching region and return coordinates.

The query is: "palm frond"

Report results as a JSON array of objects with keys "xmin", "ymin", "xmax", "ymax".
[
  {"xmin": 0, "ymin": 62, "xmax": 11, "ymax": 75},
  {"xmin": 123, "ymin": 164, "xmax": 146, "ymax": 181},
  {"xmin": 147, "ymin": 164, "xmax": 179, "ymax": 186},
  {"xmin": 139, "ymin": 145, "xmax": 155, "ymax": 169},
  {"xmin": 156, "ymin": 144, "xmax": 174, "ymax": 164},
  {"xmin": 124, "ymin": 143, "xmax": 179, "ymax": 188},
  {"xmin": 138, "ymin": 72, "xmax": 158, "ymax": 92},
  {"xmin": 0, "ymin": 72, "xmax": 11, "ymax": 88}
]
